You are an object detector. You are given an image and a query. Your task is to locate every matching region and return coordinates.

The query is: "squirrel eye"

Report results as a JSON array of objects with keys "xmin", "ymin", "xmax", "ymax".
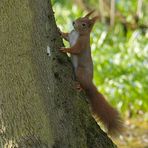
[{"xmin": 82, "ymin": 23, "xmax": 86, "ymax": 27}]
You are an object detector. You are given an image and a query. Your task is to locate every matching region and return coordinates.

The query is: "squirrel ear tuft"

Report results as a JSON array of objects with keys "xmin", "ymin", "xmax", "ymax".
[
  {"xmin": 88, "ymin": 16, "xmax": 100, "ymax": 28},
  {"xmin": 91, "ymin": 16, "xmax": 100, "ymax": 23},
  {"xmin": 84, "ymin": 10, "xmax": 95, "ymax": 18}
]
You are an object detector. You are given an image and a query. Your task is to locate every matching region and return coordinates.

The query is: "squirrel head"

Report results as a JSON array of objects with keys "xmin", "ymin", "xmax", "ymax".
[{"xmin": 73, "ymin": 10, "xmax": 99, "ymax": 35}]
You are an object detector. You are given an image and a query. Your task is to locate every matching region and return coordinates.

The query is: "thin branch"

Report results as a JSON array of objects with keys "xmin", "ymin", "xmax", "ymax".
[
  {"xmin": 136, "ymin": 0, "xmax": 143, "ymax": 19},
  {"xmin": 110, "ymin": 0, "xmax": 115, "ymax": 26}
]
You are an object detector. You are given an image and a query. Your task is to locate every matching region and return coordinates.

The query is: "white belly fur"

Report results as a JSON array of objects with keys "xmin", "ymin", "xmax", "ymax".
[{"xmin": 69, "ymin": 30, "xmax": 79, "ymax": 70}]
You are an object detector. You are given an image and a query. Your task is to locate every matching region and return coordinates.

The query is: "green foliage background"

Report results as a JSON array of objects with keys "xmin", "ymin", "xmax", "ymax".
[{"xmin": 52, "ymin": 0, "xmax": 148, "ymax": 118}]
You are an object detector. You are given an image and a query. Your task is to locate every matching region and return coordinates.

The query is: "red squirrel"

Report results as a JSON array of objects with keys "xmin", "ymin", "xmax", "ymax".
[{"xmin": 59, "ymin": 10, "xmax": 123, "ymax": 135}]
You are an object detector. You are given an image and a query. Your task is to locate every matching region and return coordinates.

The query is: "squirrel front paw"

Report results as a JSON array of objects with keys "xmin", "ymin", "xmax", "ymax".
[{"xmin": 59, "ymin": 47, "xmax": 67, "ymax": 52}]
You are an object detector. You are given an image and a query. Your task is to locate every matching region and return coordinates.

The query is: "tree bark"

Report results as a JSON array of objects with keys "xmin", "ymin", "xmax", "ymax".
[{"xmin": 0, "ymin": 0, "xmax": 117, "ymax": 147}]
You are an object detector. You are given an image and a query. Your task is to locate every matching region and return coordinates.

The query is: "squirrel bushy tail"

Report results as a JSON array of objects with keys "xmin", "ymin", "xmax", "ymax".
[{"xmin": 84, "ymin": 82, "xmax": 123, "ymax": 135}]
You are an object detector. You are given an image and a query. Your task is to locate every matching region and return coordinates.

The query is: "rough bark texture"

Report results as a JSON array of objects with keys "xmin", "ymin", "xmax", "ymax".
[{"xmin": 0, "ymin": 0, "xmax": 117, "ymax": 147}]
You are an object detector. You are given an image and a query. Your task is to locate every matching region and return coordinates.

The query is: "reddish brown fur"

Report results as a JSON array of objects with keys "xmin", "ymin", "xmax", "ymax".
[
  {"xmin": 59, "ymin": 10, "xmax": 124, "ymax": 135},
  {"xmin": 84, "ymin": 82, "xmax": 123, "ymax": 135},
  {"xmin": 76, "ymin": 66, "xmax": 123, "ymax": 135}
]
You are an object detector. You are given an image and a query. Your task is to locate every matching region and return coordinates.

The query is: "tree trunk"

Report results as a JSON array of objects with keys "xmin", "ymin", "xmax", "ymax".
[{"xmin": 0, "ymin": 0, "xmax": 117, "ymax": 147}]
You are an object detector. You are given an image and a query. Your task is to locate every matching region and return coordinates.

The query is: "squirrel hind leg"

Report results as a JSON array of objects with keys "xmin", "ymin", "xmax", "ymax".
[{"xmin": 75, "ymin": 82, "xmax": 83, "ymax": 92}]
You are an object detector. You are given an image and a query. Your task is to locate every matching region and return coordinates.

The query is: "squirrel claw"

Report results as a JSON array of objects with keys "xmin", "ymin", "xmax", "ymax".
[
  {"xmin": 75, "ymin": 82, "xmax": 83, "ymax": 92},
  {"xmin": 59, "ymin": 47, "xmax": 66, "ymax": 52}
]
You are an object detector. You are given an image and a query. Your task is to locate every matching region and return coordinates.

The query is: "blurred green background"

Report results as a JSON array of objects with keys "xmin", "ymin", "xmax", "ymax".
[{"xmin": 52, "ymin": 0, "xmax": 148, "ymax": 147}]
